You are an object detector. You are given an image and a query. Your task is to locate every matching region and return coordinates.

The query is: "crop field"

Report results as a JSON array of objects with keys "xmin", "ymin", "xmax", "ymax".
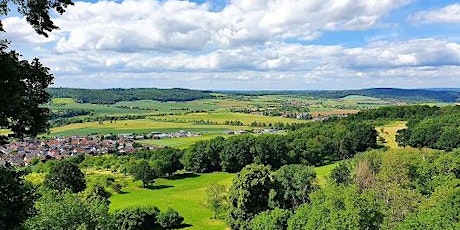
[
  {"xmin": 108, "ymin": 172, "xmax": 235, "ymax": 230},
  {"xmin": 45, "ymin": 119, "xmax": 251, "ymax": 137},
  {"xmin": 153, "ymin": 112, "xmax": 309, "ymax": 125}
]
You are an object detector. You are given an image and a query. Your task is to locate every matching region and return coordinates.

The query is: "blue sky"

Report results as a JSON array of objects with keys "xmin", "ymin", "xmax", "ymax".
[{"xmin": 2, "ymin": 0, "xmax": 460, "ymax": 90}]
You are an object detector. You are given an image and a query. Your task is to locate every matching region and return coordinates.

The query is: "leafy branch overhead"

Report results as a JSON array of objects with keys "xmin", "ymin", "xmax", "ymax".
[{"xmin": 0, "ymin": 0, "xmax": 74, "ymax": 37}]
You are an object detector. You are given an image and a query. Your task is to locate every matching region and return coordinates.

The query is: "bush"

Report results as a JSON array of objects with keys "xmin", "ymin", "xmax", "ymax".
[
  {"xmin": 114, "ymin": 206, "xmax": 160, "ymax": 230},
  {"xmin": 157, "ymin": 208, "xmax": 184, "ymax": 229},
  {"xmin": 112, "ymin": 183, "xmax": 123, "ymax": 193}
]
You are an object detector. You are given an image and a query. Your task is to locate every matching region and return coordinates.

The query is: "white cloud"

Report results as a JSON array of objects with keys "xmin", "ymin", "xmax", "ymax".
[
  {"xmin": 3, "ymin": 0, "xmax": 409, "ymax": 53},
  {"xmin": 409, "ymin": 3, "xmax": 460, "ymax": 24}
]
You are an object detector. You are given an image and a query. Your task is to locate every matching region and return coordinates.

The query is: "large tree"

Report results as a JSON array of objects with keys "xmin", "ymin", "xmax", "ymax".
[
  {"xmin": 43, "ymin": 160, "xmax": 86, "ymax": 193},
  {"xmin": 228, "ymin": 164, "xmax": 272, "ymax": 229},
  {"xmin": 0, "ymin": 0, "xmax": 74, "ymax": 142},
  {"xmin": 0, "ymin": 166, "xmax": 36, "ymax": 229}
]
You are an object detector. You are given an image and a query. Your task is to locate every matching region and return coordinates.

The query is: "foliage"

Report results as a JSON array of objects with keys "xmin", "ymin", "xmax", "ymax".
[
  {"xmin": 220, "ymin": 135, "xmax": 257, "ymax": 173},
  {"xmin": 0, "ymin": 46, "xmax": 53, "ymax": 140},
  {"xmin": 250, "ymin": 208, "xmax": 291, "ymax": 230},
  {"xmin": 228, "ymin": 164, "xmax": 272, "ymax": 229},
  {"xmin": 204, "ymin": 183, "xmax": 228, "ymax": 219},
  {"xmin": 329, "ymin": 162, "xmax": 352, "ymax": 185},
  {"xmin": 48, "ymin": 87, "xmax": 214, "ymax": 104},
  {"xmin": 113, "ymin": 206, "xmax": 160, "ymax": 230},
  {"xmin": 0, "ymin": 166, "xmax": 37, "ymax": 229},
  {"xmin": 130, "ymin": 160, "xmax": 157, "ymax": 187},
  {"xmin": 287, "ymin": 186, "xmax": 384, "ymax": 230},
  {"xmin": 157, "ymin": 208, "xmax": 185, "ymax": 229},
  {"xmin": 136, "ymin": 148, "xmax": 184, "ymax": 177},
  {"xmin": 271, "ymin": 164, "xmax": 317, "ymax": 209},
  {"xmin": 25, "ymin": 189, "xmax": 114, "ymax": 230},
  {"xmin": 182, "ymin": 136, "xmax": 224, "ymax": 173},
  {"xmin": 43, "ymin": 160, "xmax": 86, "ymax": 193}
]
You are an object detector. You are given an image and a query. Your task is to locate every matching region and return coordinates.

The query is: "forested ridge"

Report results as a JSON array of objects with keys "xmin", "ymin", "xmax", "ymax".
[
  {"xmin": 48, "ymin": 88, "xmax": 214, "ymax": 104},
  {"xmin": 220, "ymin": 88, "xmax": 460, "ymax": 102}
]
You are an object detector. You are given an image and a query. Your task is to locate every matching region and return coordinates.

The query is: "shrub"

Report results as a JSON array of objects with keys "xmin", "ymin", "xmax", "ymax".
[{"xmin": 157, "ymin": 208, "xmax": 184, "ymax": 229}]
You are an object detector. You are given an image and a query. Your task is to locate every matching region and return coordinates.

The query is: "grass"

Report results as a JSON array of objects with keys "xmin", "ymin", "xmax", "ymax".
[
  {"xmin": 45, "ymin": 119, "xmax": 251, "ymax": 137},
  {"xmin": 51, "ymin": 98, "xmax": 76, "ymax": 105},
  {"xmin": 155, "ymin": 112, "xmax": 309, "ymax": 126},
  {"xmin": 376, "ymin": 121, "xmax": 407, "ymax": 149},
  {"xmin": 138, "ymin": 133, "xmax": 230, "ymax": 149},
  {"xmin": 314, "ymin": 163, "xmax": 337, "ymax": 187},
  {"xmin": 109, "ymin": 172, "xmax": 235, "ymax": 230}
]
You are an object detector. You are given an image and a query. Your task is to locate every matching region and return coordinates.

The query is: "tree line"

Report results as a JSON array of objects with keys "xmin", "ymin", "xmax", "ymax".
[
  {"xmin": 48, "ymin": 88, "xmax": 214, "ymax": 104},
  {"xmin": 183, "ymin": 121, "xmax": 378, "ymax": 173}
]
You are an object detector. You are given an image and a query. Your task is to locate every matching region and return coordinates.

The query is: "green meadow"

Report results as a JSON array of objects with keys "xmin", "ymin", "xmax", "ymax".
[{"xmin": 108, "ymin": 172, "xmax": 235, "ymax": 230}]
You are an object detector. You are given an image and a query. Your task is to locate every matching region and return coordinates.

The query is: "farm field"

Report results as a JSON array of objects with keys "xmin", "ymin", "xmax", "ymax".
[
  {"xmin": 152, "ymin": 112, "xmax": 309, "ymax": 125},
  {"xmin": 138, "ymin": 133, "xmax": 230, "ymax": 149},
  {"xmin": 45, "ymin": 119, "xmax": 252, "ymax": 137}
]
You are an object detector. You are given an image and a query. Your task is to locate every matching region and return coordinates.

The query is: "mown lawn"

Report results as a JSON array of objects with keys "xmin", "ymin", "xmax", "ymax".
[{"xmin": 109, "ymin": 172, "xmax": 235, "ymax": 230}]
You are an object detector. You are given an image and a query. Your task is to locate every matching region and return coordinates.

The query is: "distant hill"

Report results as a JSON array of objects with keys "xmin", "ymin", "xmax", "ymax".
[
  {"xmin": 219, "ymin": 88, "xmax": 460, "ymax": 102},
  {"xmin": 48, "ymin": 88, "xmax": 214, "ymax": 104}
]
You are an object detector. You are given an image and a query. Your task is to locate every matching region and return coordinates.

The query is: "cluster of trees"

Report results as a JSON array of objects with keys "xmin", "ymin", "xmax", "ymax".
[
  {"xmin": 396, "ymin": 107, "xmax": 460, "ymax": 151},
  {"xmin": 183, "ymin": 121, "xmax": 378, "ymax": 173},
  {"xmin": 1, "ymin": 159, "xmax": 184, "ymax": 229},
  {"xmin": 226, "ymin": 149, "xmax": 460, "ymax": 230},
  {"xmin": 48, "ymin": 88, "xmax": 214, "ymax": 104}
]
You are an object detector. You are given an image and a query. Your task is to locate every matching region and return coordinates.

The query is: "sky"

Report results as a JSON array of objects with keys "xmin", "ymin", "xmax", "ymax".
[{"xmin": 2, "ymin": 0, "xmax": 460, "ymax": 90}]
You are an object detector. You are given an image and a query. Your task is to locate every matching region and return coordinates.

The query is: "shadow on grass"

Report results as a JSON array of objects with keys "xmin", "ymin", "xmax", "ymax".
[
  {"xmin": 144, "ymin": 184, "xmax": 173, "ymax": 190},
  {"xmin": 115, "ymin": 190, "xmax": 129, "ymax": 194},
  {"xmin": 169, "ymin": 172, "xmax": 200, "ymax": 180},
  {"xmin": 152, "ymin": 223, "xmax": 192, "ymax": 230}
]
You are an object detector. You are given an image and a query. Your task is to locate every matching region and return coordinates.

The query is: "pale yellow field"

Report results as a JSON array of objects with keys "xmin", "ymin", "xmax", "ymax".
[
  {"xmin": 153, "ymin": 112, "xmax": 309, "ymax": 126},
  {"xmin": 376, "ymin": 121, "xmax": 407, "ymax": 149},
  {"xmin": 0, "ymin": 129, "xmax": 11, "ymax": 135}
]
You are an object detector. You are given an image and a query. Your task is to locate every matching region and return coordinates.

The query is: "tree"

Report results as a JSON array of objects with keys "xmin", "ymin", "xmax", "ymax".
[
  {"xmin": 43, "ymin": 160, "xmax": 86, "ymax": 193},
  {"xmin": 114, "ymin": 206, "xmax": 160, "ymax": 230},
  {"xmin": 250, "ymin": 208, "xmax": 291, "ymax": 230},
  {"xmin": 205, "ymin": 183, "xmax": 228, "ymax": 219},
  {"xmin": 0, "ymin": 47, "xmax": 53, "ymax": 141},
  {"xmin": 157, "ymin": 208, "xmax": 184, "ymax": 229},
  {"xmin": 25, "ymin": 189, "xmax": 114, "ymax": 230},
  {"xmin": 150, "ymin": 148, "xmax": 183, "ymax": 177},
  {"xmin": 130, "ymin": 160, "xmax": 157, "ymax": 187},
  {"xmin": 0, "ymin": 166, "xmax": 37, "ymax": 229},
  {"xmin": 0, "ymin": 0, "xmax": 74, "ymax": 37},
  {"xmin": 271, "ymin": 164, "xmax": 317, "ymax": 209},
  {"xmin": 1, "ymin": 0, "xmax": 74, "ymax": 142},
  {"xmin": 330, "ymin": 162, "xmax": 352, "ymax": 185},
  {"xmin": 220, "ymin": 135, "xmax": 256, "ymax": 172},
  {"xmin": 228, "ymin": 164, "xmax": 272, "ymax": 229}
]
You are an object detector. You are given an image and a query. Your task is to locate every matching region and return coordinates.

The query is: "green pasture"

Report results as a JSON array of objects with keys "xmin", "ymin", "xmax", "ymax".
[
  {"xmin": 138, "ymin": 133, "xmax": 231, "ymax": 149},
  {"xmin": 109, "ymin": 172, "xmax": 235, "ymax": 230},
  {"xmin": 45, "ymin": 119, "xmax": 251, "ymax": 137},
  {"xmin": 51, "ymin": 97, "xmax": 77, "ymax": 105}
]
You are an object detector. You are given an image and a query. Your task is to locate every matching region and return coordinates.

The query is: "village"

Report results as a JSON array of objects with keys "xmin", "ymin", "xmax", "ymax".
[{"xmin": 0, "ymin": 130, "xmax": 201, "ymax": 167}]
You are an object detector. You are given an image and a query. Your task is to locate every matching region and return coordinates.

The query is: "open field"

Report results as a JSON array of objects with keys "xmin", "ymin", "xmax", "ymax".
[
  {"xmin": 376, "ymin": 121, "xmax": 407, "ymax": 149},
  {"xmin": 314, "ymin": 163, "xmax": 337, "ymax": 187},
  {"xmin": 109, "ymin": 172, "xmax": 235, "ymax": 230},
  {"xmin": 153, "ymin": 112, "xmax": 309, "ymax": 125},
  {"xmin": 138, "ymin": 133, "xmax": 230, "ymax": 149},
  {"xmin": 45, "ymin": 119, "xmax": 252, "ymax": 137}
]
